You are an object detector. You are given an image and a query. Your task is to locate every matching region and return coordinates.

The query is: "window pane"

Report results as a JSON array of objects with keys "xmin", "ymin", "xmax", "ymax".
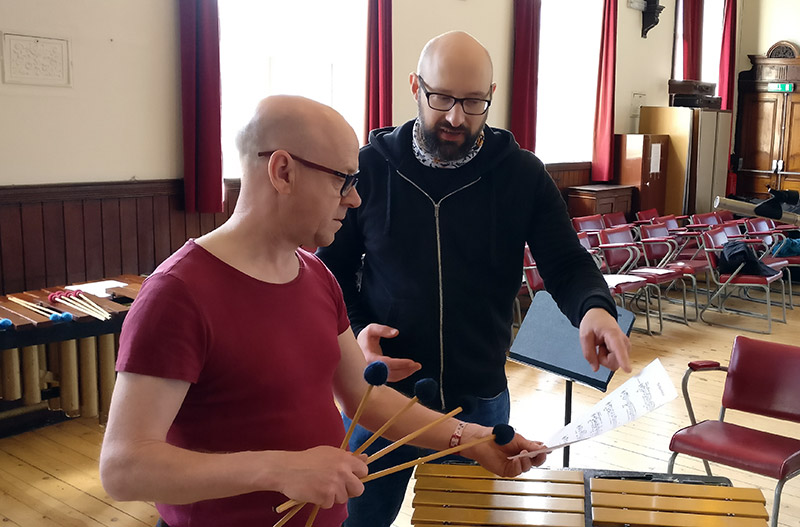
[
  {"xmin": 535, "ymin": 0, "xmax": 603, "ymax": 163},
  {"xmin": 218, "ymin": 0, "xmax": 367, "ymax": 179}
]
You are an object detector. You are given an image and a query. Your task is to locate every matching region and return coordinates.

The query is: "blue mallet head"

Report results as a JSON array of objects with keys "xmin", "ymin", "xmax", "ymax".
[
  {"xmin": 364, "ymin": 361, "xmax": 389, "ymax": 386},
  {"xmin": 0, "ymin": 318, "xmax": 12, "ymax": 329},
  {"xmin": 49, "ymin": 313, "xmax": 60, "ymax": 321},
  {"xmin": 60, "ymin": 312, "xmax": 74, "ymax": 322},
  {"xmin": 413, "ymin": 378, "xmax": 438, "ymax": 406},
  {"xmin": 492, "ymin": 424, "xmax": 515, "ymax": 445}
]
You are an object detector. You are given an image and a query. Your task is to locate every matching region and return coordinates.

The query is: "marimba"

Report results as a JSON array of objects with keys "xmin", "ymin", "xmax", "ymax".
[
  {"xmin": 0, "ymin": 275, "xmax": 145, "ymax": 423},
  {"xmin": 413, "ymin": 464, "xmax": 769, "ymax": 526}
]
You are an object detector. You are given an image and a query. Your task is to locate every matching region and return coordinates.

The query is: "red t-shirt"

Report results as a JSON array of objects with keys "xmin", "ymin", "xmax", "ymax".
[{"xmin": 116, "ymin": 241, "xmax": 350, "ymax": 527}]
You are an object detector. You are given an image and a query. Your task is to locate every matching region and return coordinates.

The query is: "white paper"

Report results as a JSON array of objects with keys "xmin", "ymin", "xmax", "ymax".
[
  {"xmin": 510, "ymin": 359, "xmax": 677, "ymax": 459},
  {"xmin": 65, "ymin": 280, "xmax": 128, "ymax": 298},
  {"xmin": 650, "ymin": 143, "xmax": 661, "ymax": 174}
]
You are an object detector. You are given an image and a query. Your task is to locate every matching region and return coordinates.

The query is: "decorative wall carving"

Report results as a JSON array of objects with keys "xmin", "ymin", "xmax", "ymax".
[{"xmin": 2, "ymin": 33, "xmax": 71, "ymax": 87}]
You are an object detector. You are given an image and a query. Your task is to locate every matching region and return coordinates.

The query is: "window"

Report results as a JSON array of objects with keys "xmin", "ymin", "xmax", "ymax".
[
  {"xmin": 535, "ymin": 0, "xmax": 603, "ymax": 164},
  {"xmin": 673, "ymin": 0, "xmax": 725, "ymax": 89},
  {"xmin": 218, "ymin": 0, "xmax": 368, "ymax": 179}
]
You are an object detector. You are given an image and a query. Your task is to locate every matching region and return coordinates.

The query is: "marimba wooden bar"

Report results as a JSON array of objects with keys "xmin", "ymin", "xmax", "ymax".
[
  {"xmin": 412, "ymin": 464, "xmax": 769, "ymax": 527},
  {"xmin": 0, "ymin": 276, "xmax": 144, "ymax": 424}
]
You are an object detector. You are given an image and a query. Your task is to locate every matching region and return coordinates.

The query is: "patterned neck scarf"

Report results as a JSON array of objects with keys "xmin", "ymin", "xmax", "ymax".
[{"xmin": 412, "ymin": 118, "xmax": 484, "ymax": 169}]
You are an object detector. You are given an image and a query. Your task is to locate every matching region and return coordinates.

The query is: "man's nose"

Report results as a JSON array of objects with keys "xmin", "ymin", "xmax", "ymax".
[
  {"xmin": 342, "ymin": 186, "xmax": 362, "ymax": 208},
  {"xmin": 445, "ymin": 102, "xmax": 466, "ymax": 128}
]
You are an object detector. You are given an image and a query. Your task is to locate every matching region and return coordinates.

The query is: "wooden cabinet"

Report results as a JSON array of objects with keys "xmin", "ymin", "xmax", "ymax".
[
  {"xmin": 734, "ymin": 50, "xmax": 800, "ymax": 199},
  {"xmin": 614, "ymin": 134, "xmax": 669, "ymax": 215},
  {"xmin": 567, "ymin": 184, "xmax": 634, "ymax": 218},
  {"xmin": 638, "ymin": 107, "xmax": 732, "ymax": 215}
]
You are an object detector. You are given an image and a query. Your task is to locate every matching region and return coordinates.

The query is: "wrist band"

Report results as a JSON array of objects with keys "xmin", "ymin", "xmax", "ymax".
[{"xmin": 449, "ymin": 421, "xmax": 468, "ymax": 448}]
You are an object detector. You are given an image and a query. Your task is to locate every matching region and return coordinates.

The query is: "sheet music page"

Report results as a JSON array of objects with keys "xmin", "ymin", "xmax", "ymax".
[
  {"xmin": 511, "ymin": 358, "xmax": 677, "ymax": 459},
  {"xmin": 65, "ymin": 280, "xmax": 128, "ymax": 298}
]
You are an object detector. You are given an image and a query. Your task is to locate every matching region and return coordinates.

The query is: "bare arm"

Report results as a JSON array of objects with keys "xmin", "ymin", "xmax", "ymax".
[
  {"xmin": 100, "ymin": 372, "xmax": 367, "ymax": 508},
  {"xmin": 333, "ymin": 329, "xmax": 547, "ymax": 477}
]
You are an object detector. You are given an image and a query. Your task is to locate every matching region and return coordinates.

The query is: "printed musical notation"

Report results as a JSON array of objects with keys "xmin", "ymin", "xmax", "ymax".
[{"xmin": 510, "ymin": 359, "xmax": 677, "ymax": 459}]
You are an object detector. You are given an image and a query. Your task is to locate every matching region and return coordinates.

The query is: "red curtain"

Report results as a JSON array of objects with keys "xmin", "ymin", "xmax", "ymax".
[
  {"xmin": 682, "ymin": 0, "xmax": 704, "ymax": 80},
  {"xmin": 364, "ymin": 0, "xmax": 392, "ymax": 143},
  {"xmin": 179, "ymin": 0, "xmax": 223, "ymax": 213},
  {"xmin": 591, "ymin": 0, "xmax": 617, "ymax": 182},
  {"xmin": 720, "ymin": 0, "xmax": 738, "ymax": 194},
  {"xmin": 510, "ymin": 0, "xmax": 541, "ymax": 152}
]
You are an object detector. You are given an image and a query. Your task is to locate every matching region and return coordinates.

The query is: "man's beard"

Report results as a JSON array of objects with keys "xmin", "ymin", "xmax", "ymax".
[{"xmin": 419, "ymin": 110, "xmax": 485, "ymax": 161}]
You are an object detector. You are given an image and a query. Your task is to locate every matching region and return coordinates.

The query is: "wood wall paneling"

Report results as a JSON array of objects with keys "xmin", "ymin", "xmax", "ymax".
[
  {"xmin": 0, "ymin": 180, "xmax": 234, "ymax": 295},
  {"xmin": 43, "ymin": 202, "xmax": 67, "ymax": 288},
  {"xmin": 83, "ymin": 200, "xmax": 104, "ymax": 282},
  {"xmin": 101, "ymin": 199, "xmax": 122, "ymax": 279},
  {"xmin": 1, "ymin": 205, "xmax": 25, "ymax": 294},
  {"xmin": 20, "ymin": 204, "xmax": 46, "ymax": 291}
]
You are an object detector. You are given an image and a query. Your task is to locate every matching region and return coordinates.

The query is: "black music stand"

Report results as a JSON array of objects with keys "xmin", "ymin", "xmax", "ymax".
[{"xmin": 509, "ymin": 291, "xmax": 635, "ymax": 467}]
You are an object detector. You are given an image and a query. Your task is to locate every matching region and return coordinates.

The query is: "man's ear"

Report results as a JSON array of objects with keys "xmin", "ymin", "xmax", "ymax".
[
  {"xmin": 409, "ymin": 72, "xmax": 419, "ymax": 100},
  {"xmin": 267, "ymin": 150, "xmax": 294, "ymax": 195}
]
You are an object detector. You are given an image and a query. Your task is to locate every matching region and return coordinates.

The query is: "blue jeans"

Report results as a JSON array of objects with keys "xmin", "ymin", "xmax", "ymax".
[{"xmin": 342, "ymin": 389, "xmax": 510, "ymax": 527}]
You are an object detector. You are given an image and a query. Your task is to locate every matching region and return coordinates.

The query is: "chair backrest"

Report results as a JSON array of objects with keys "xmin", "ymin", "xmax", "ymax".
[
  {"xmin": 720, "ymin": 222, "xmax": 743, "ymax": 238},
  {"xmin": 599, "ymin": 225, "xmax": 638, "ymax": 271},
  {"xmin": 522, "ymin": 244, "xmax": 544, "ymax": 294},
  {"xmin": 723, "ymin": 335, "xmax": 800, "ymax": 423},
  {"xmin": 700, "ymin": 226, "xmax": 729, "ymax": 268},
  {"xmin": 656, "ymin": 214, "xmax": 680, "ymax": 230},
  {"xmin": 572, "ymin": 214, "xmax": 605, "ymax": 233},
  {"xmin": 637, "ymin": 208, "xmax": 659, "ymax": 222},
  {"xmin": 716, "ymin": 209, "xmax": 736, "ymax": 223},
  {"xmin": 639, "ymin": 222, "xmax": 672, "ymax": 263},
  {"xmin": 691, "ymin": 212, "xmax": 721, "ymax": 227},
  {"xmin": 603, "ymin": 211, "xmax": 628, "ymax": 228},
  {"xmin": 744, "ymin": 217, "xmax": 776, "ymax": 247}
]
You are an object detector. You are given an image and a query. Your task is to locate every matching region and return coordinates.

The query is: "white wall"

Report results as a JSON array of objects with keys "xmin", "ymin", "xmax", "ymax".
[
  {"xmin": 738, "ymin": 0, "xmax": 800, "ymax": 73},
  {"xmin": 0, "ymin": 0, "xmax": 182, "ymax": 185},
  {"xmin": 391, "ymin": 0, "xmax": 514, "ymax": 129},
  {"xmin": 615, "ymin": 0, "xmax": 676, "ymax": 134}
]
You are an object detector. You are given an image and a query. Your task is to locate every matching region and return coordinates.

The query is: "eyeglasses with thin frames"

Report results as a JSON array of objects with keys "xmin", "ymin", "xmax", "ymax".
[
  {"xmin": 257, "ymin": 150, "xmax": 359, "ymax": 197},
  {"xmin": 417, "ymin": 76, "xmax": 492, "ymax": 116}
]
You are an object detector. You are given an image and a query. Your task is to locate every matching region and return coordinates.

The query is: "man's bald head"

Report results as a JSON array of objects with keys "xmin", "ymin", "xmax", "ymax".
[
  {"xmin": 235, "ymin": 95, "xmax": 358, "ymax": 176},
  {"xmin": 417, "ymin": 31, "xmax": 493, "ymax": 89}
]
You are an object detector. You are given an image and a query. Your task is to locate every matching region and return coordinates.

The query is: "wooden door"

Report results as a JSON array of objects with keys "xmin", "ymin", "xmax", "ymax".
[
  {"xmin": 782, "ymin": 92, "xmax": 800, "ymax": 174},
  {"xmin": 737, "ymin": 92, "xmax": 784, "ymax": 172}
]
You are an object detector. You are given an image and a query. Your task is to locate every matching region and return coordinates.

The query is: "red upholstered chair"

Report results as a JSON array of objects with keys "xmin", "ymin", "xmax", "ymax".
[
  {"xmin": 602, "ymin": 211, "xmax": 629, "ymax": 228},
  {"xmin": 572, "ymin": 214, "xmax": 605, "ymax": 247},
  {"xmin": 639, "ymin": 222, "xmax": 710, "ymax": 321},
  {"xmin": 667, "ymin": 335, "xmax": 800, "ymax": 527},
  {"xmin": 598, "ymin": 225, "xmax": 688, "ymax": 332},
  {"xmin": 636, "ymin": 208, "xmax": 659, "ymax": 223},
  {"xmin": 699, "ymin": 226, "xmax": 787, "ymax": 333},
  {"xmin": 522, "ymin": 244, "xmax": 544, "ymax": 299}
]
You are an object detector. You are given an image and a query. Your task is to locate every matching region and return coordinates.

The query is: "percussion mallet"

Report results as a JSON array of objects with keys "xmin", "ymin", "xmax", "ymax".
[
  {"xmin": 7, "ymin": 296, "xmax": 68, "ymax": 322},
  {"xmin": 365, "ymin": 396, "xmax": 476, "ymax": 465},
  {"xmin": 287, "ymin": 361, "xmax": 389, "ymax": 527},
  {"xmin": 0, "ymin": 318, "xmax": 12, "ymax": 330},
  {"xmin": 352, "ymin": 378, "xmax": 438, "ymax": 456},
  {"xmin": 71, "ymin": 289, "xmax": 111, "ymax": 319},
  {"xmin": 361, "ymin": 423, "xmax": 516, "ymax": 483},
  {"xmin": 61, "ymin": 290, "xmax": 107, "ymax": 319}
]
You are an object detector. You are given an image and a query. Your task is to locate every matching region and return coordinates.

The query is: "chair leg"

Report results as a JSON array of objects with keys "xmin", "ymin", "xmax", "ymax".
[
  {"xmin": 667, "ymin": 451, "xmax": 678, "ymax": 474},
  {"xmin": 771, "ymin": 477, "xmax": 787, "ymax": 527}
]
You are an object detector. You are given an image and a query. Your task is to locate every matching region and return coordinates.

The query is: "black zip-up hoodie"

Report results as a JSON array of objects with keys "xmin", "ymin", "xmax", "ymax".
[{"xmin": 318, "ymin": 119, "xmax": 616, "ymax": 410}]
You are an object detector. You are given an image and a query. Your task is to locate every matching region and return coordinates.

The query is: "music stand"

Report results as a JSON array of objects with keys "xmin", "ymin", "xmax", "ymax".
[{"xmin": 509, "ymin": 291, "xmax": 635, "ymax": 467}]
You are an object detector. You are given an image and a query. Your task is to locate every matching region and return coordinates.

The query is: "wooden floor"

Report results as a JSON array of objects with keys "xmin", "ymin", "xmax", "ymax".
[{"xmin": 1, "ymin": 288, "xmax": 799, "ymax": 526}]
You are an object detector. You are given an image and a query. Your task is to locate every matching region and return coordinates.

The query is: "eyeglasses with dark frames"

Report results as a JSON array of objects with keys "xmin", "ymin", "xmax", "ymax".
[
  {"xmin": 257, "ymin": 150, "xmax": 359, "ymax": 197},
  {"xmin": 417, "ymin": 76, "xmax": 492, "ymax": 116}
]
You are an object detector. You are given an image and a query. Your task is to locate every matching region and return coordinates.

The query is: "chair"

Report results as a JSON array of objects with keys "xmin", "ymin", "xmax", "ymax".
[
  {"xmin": 602, "ymin": 211, "xmax": 630, "ymax": 228},
  {"xmin": 572, "ymin": 214, "xmax": 605, "ymax": 247},
  {"xmin": 639, "ymin": 222, "xmax": 710, "ymax": 321},
  {"xmin": 636, "ymin": 208, "xmax": 659, "ymax": 223},
  {"xmin": 667, "ymin": 335, "xmax": 800, "ymax": 527},
  {"xmin": 699, "ymin": 226, "xmax": 787, "ymax": 333},
  {"xmin": 598, "ymin": 225, "xmax": 688, "ymax": 331},
  {"xmin": 521, "ymin": 244, "xmax": 544, "ymax": 299}
]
